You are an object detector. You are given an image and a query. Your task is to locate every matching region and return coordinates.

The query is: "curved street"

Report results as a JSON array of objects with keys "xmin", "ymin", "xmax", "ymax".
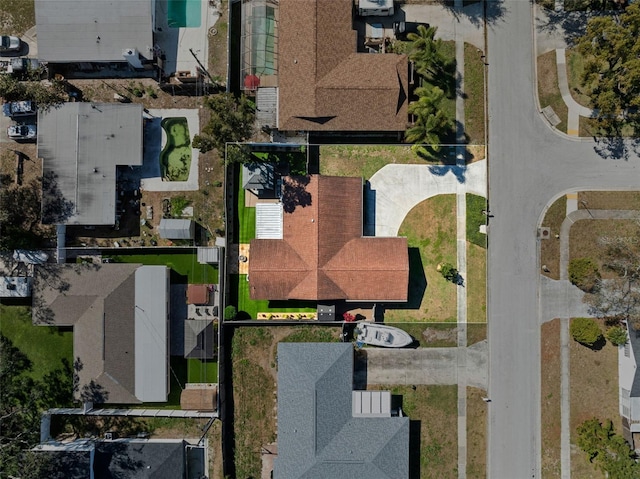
[{"xmin": 487, "ymin": 1, "xmax": 640, "ymax": 478}]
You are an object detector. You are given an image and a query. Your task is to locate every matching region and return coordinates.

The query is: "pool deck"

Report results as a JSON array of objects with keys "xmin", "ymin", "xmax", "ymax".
[
  {"xmin": 154, "ymin": 0, "xmax": 221, "ymax": 76},
  {"xmin": 141, "ymin": 108, "xmax": 200, "ymax": 192}
]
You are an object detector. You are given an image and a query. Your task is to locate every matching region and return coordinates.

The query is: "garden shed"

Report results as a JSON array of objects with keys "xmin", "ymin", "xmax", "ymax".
[{"xmin": 158, "ymin": 218, "xmax": 195, "ymax": 240}]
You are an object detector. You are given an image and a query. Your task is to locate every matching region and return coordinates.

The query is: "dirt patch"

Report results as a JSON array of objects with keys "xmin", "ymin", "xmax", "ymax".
[
  {"xmin": 569, "ymin": 317, "xmax": 619, "ymax": 478},
  {"xmin": 541, "ymin": 195, "xmax": 567, "ymax": 280},
  {"xmin": 422, "ymin": 326, "xmax": 458, "ymax": 343},
  {"xmin": 541, "ymin": 319, "xmax": 561, "ymax": 479}
]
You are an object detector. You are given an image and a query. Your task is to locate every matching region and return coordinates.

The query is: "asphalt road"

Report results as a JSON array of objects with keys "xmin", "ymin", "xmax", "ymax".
[{"xmin": 487, "ymin": 1, "xmax": 640, "ymax": 478}]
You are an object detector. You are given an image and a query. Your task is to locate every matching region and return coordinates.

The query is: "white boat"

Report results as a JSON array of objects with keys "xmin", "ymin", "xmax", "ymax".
[{"xmin": 354, "ymin": 322, "xmax": 413, "ymax": 348}]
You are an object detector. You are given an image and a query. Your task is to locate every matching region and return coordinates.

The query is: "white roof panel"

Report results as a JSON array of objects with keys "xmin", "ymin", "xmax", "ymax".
[{"xmin": 256, "ymin": 203, "xmax": 283, "ymax": 239}]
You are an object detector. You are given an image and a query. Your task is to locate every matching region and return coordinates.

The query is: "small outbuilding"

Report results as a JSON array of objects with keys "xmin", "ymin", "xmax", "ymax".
[
  {"xmin": 187, "ymin": 284, "xmax": 210, "ymax": 305},
  {"xmin": 184, "ymin": 319, "xmax": 215, "ymax": 359},
  {"xmin": 158, "ymin": 218, "xmax": 195, "ymax": 240}
]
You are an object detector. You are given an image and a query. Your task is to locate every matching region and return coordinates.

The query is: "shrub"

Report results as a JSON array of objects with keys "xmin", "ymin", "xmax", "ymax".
[
  {"xmin": 224, "ymin": 305, "xmax": 237, "ymax": 320},
  {"xmin": 570, "ymin": 317, "xmax": 603, "ymax": 346},
  {"xmin": 439, "ymin": 262, "xmax": 458, "ymax": 283},
  {"xmin": 606, "ymin": 326, "xmax": 628, "ymax": 346},
  {"xmin": 569, "ymin": 258, "xmax": 600, "ymax": 292},
  {"xmin": 170, "ymin": 196, "xmax": 191, "ymax": 217}
]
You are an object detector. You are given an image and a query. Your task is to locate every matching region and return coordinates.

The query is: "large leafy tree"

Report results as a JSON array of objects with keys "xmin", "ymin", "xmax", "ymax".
[
  {"xmin": 192, "ymin": 93, "xmax": 255, "ymax": 153},
  {"xmin": 577, "ymin": 418, "xmax": 640, "ymax": 477},
  {"xmin": 577, "ymin": 3, "xmax": 640, "ymax": 133}
]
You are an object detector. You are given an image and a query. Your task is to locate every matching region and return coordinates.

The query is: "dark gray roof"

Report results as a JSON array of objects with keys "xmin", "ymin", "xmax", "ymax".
[
  {"xmin": 158, "ymin": 219, "xmax": 195, "ymax": 240},
  {"xmin": 242, "ymin": 162, "xmax": 276, "ymax": 191},
  {"xmin": 274, "ymin": 343, "xmax": 410, "ymax": 479},
  {"xmin": 628, "ymin": 322, "xmax": 640, "ymax": 398},
  {"xmin": 184, "ymin": 319, "xmax": 215, "ymax": 359},
  {"xmin": 38, "ymin": 102, "xmax": 143, "ymax": 225},
  {"xmin": 35, "ymin": 0, "xmax": 153, "ymax": 63},
  {"xmin": 95, "ymin": 440, "xmax": 186, "ymax": 479}
]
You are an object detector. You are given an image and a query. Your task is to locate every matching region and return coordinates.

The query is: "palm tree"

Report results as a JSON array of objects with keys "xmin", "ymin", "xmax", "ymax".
[
  {"xmin": 408, "ymin": 86, "xmax": 446, "ymax": 118},
  {"xmin": 405, "ymin": 108, "xmax": 451, "ymax": 147},
  {"xmin": 407, "ymin": 25, "xmax": 447, "ymax": 79}
]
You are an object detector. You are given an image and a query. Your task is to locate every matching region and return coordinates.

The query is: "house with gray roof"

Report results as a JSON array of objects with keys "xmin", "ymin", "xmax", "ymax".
[
  {"xmin": 32, "ymin": 264, "xmax": 170, "ymax": 404},
  {"xmin": 35, "ymin": 0, "xmax": 154, "ymax": 67},
  {"xmin": 275, "ymin": 342, "xmax": 410, "ymax": 478},
  {"xmin": 34, "ymin": 438, "xmax": 205, "ymax": 479},
  {"xmin": 38, "ymin": 102, "xmax": 143, "ymax": 226}
]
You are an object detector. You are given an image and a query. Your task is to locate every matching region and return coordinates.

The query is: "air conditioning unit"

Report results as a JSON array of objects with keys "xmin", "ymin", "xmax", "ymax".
[{"xmin": 104, "ymin": 432, "xmax": 117, "ymax": 440}]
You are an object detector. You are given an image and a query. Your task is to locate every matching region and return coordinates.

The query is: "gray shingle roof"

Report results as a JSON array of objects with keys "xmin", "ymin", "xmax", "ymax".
[
  {"xmin": 35, "ymin": 0, "xmax": 153, "ymax": 63},
  {"xmin": 38, "ymin": 102, "xmax": 143, "ymax": 225},
  {"xmin": 158, "ymin": 219, "xmax": 195, "ymax": 240},
  {"xmin": 274, "ymin": 343, "xmax": 409, "ymax": 479},
  {"xmin": 184, "ymin": 319, "xmax": 215, "ymax": 359},
  {"xmin": 32, "ymin": 264, "xmax": 168, "ymax": 404}
]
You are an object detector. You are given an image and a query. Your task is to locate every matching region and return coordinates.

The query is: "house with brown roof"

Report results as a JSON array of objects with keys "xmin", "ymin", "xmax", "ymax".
[
  {"xmin": 268, "ymin": 0, "xmax": 408, "ymax": 133},
  {"xmin": 249, "ymin": 175, "xmax": 408, "ymax": 302},
  {"xmin": 32, "ymin": 264, "xmax": 170, "ymax": 404}
]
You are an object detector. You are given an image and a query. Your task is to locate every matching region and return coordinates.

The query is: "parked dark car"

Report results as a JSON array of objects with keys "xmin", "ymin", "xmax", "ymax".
[
  {"xmin": 393, "ymin": 21, "xmax": 430, "ymax": 41},
  {"xmin": 2, "ymin": 100, "xmax": 37, "ymax": 119}
]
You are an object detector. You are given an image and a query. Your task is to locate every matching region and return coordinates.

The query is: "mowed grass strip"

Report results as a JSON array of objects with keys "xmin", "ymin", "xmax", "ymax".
[
  {"xmin": 538, "ymin": 50, "xmax": 568, "ymax": 133},
  {"xmin": 108, "ymin": 253, "xmax": 218, "ymax": 284},
  {"xmin": 393, "ymin": 322, "xmax": 458, "ymax": 348},
  {"xmin": 540, "ymin": 195, "xmax": 567, "ymax": 280},
  {"xmin": 386, "ymin": 195, "xmax": 457, "ymax": 322},
  {"xmin": 467, "ymin": 387, "xmax": 488, "ymax": 479},
  {"xmin": 0, "ymin": 305, "xmax": 73, "ymax": 381},
  {"xmin": 467, "ymin": 243, "xmax": 486, "ymax": 323},
  {"xmin": 236, "ymin": 165, "xmax": 256, "ymax": 243},
  {"xmin": 578, "ymin": 191, "xmax": 640, "ymax": 211},
  {"xmin": 541, "ymin": 319, "xmax": 562, "ymax": 479},
  {"xmin": 464, "ymin": 42, "xmax": 486, "ymax": 145},
  {"xmin": 566, "ymin": 49, "xmax": 592, "ymax": 108},
  {"xmin": 369, "ymin": 385, "xmax": 458, "ymax": 479},
  {"xmin": 319, "ymin": 145, "xmax": 426, "ymax": 180},
  {"xmin": 569, "ymin": 318, "xmax": 619, "ymax": 478}
]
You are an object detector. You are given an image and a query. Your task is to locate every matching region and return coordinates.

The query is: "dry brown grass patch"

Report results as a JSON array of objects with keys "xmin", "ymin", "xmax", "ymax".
[
  {"xmin": 467, "ymin": 387, "xmax": 487, "ymax": 479},
  {"xmin": 537, "ymin": 51, "xmax": 568, "ymax": 133},
  {"xmin": 578, "ymin": 191, "xmax": 640, "ymax": 211},
  {"xmin": 569, "ymin": 317, "xmax": 619, "ymax": 478},
  {"xmin": 541, "ymin": 319, "xmax": 561, "ymax": 479},
  {"xmin": 540, "ymin": 196, "xmax": 567, "ymax": 280}
]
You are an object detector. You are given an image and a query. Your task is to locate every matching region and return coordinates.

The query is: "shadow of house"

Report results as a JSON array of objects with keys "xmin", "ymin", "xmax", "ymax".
[
  {"xmin": 33, "ymin": 438, "xmax": 203, "ymax": 479},
  {"xmin": 38, "ymin": 103, "xmax": 144, "ymax": 226},
  {"xmin": 32, "ymin": 264, "xmax": 170, "ymax": 405},
  {"xmin": 249, "ymin": 175, "xmax": 409, "ymax": 303},
  {"xmin": 274, "ymin": 343, "xmax": 410, "ymax": 478}
]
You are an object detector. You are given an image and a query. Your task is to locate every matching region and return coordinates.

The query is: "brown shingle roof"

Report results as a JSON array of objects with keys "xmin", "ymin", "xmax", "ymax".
[
  {"xmin": 186, "ymin": 284, "xmax": 209, "ymax": 305},
  {"xmin": 277, "ymin": 0, "xmax": 408, "ymax": 132},
  {"xmin": 249, "ymin": 176, "xmax": 408, "ymax": 301},
  {"xmin": 32, "ymin": 264, "xmax": 141, "ymax": 404}
]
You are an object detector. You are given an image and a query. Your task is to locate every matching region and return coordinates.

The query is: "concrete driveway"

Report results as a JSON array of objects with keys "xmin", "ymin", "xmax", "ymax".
[
  {"xmin": 366, "ymin": 160, "xmax": 486, "ymax": 237},
  {"xmin": 355, "ymin": 341, "xmax": 487, "ymax": 389}
]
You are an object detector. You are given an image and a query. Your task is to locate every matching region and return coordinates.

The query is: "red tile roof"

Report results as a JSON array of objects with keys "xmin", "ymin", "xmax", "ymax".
[
  {"xmin": 277, "ymin": 0, "xmax": 409, "ymax": 132},
  {"xmin": 249, "ymin": 175, "xmax": 408, "ymax": 301},
  {"xmin": 187, "ymin": 284, "xmax": 209, "ymax": 305}
]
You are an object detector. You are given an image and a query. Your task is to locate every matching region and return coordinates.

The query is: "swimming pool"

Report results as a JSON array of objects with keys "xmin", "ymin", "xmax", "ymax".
[
  {"xmin": 167, "ymin": 0, "xmax": 201, "ymax": 28},
  {"xmin": 160, "ymin": 117, "xmax": 192, "ymax": 182}
]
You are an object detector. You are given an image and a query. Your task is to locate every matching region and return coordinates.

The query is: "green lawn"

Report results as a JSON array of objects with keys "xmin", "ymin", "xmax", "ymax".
[
  {"xmin": 230, "ymin": 274, "xmax": 316, "ymax": 319},
  {"xmin": 106, "ymin": 253, "xmax": 218, "ymax": 284},
  {"xmin": 236, "ymin": 164, "xmax": 256, "ymax": 243},
  {"xmin": 0, "ymin": 305, "xmax": 73, "ymax": 381},
  {"xmin": 385, "ymin": 195, "xmax": 458, "ymax": 322},
  {"xmin": 187, "ymin": 358, "xmax": 218, "ymax": 383},
  {"xmin": 467, "ymin": 194, "xmax": 487, "ymax": 248}
]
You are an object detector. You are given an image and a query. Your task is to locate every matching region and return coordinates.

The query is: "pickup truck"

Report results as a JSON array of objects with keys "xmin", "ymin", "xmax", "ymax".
[{"xmin": 2, "ymin": 100, "xmax": 37, "ymax": 118}]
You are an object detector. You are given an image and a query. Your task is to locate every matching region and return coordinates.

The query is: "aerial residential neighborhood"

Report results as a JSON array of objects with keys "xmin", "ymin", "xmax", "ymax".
[{"xmin": 2, "ymin": 0, "xmax": 640, "ymax": 478}]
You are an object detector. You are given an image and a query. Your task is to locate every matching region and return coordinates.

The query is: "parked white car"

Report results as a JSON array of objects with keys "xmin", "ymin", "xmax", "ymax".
[
  {"xmin": 7, "ymin": 124, "xmax": 37, "ymax": 140},
  {"xmin": 0, "ymin": 35, "xmax": 20, "ymax": 53}
]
